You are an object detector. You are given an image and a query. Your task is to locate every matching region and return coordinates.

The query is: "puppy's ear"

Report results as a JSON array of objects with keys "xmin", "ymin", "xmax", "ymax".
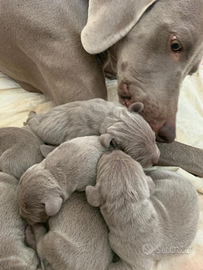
[
  {"xmin": 99, "ymin": 134, "xmax": 117, "ymax": 148},
  {"xmin": 86, "ymin": 185, "xmax": 102, "ymax": 207},
  {"xmin": 128, "ymin": 102, "xmax": 144, "ymax": 113},
  {"xmin": 24, "ymin": 111, "xmax": 37, "ymax": 125},
  {"xmin": 81, "ymin": 0, "xmax": 156, "ymax": 54},
  {"xmin": 40, "ymin": 145, "xmax": 56, "ymax": 157},
  {"xmin": 44, "ymin": 195, "xmax": 63, "ymax": 216},
  {"xmin": 28, "ymin": 111, "xmax": 36, "ymax": 118},
  {"xmin": 27, "ymin": 118, "xmax": 40, "ymax": 132}
]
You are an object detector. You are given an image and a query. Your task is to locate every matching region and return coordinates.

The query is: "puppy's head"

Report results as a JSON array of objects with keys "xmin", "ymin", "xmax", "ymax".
[
  {"xmin": 100, "ymin": 105, "xmax": 160, "ymax": 168},
  {"xmin": 17, "ymin": 166, "xmax": 63, "ymax": 225},
  {"xmin": 86, "ymin": 150, "xmax": 151, "ymax": 208}
]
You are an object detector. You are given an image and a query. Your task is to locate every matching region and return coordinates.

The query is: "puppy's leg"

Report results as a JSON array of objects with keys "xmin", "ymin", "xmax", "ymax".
[
  {"xmin": 31, "ymin": 224, "xmax": 52, "ymax": 270},
  {"xmin": 35, "ymin": 231, "xmax": 67, "ymax": 270},
  {"xmin": 25, "ymin": 225, "xmax": 37, "ymax": 250}
]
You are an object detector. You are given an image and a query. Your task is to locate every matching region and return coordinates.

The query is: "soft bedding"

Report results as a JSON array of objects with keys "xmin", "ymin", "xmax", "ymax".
[{"xmin": 0, "ymin": 70, "xmax": 203, "ymax": 270}]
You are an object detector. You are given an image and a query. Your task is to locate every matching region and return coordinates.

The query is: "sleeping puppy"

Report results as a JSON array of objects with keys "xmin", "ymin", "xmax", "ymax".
[
  {"xmin": 86, "ymin": 150, "xmax": 199, "ymax": 270},
  {"xmin": 17, "ymin": 136, "xmax": 108, "ymax": 225},
  {"xmin": 17, "ymin": 131, "xmax": 159, "ymax": 225},
  {"xmin": 25, "ymin": 192, "xmax": 113, "ymax": 270},
  {"xmin": 0, "ymin": 126, "xmax": 44, "ymax": 179},
  {"xmin": 0, "ymin": 172, "xmax": 40, "ymax": 270},
  {"xmin": 26, "ymin": 99, "xmax": 159, "ymax": 167}
]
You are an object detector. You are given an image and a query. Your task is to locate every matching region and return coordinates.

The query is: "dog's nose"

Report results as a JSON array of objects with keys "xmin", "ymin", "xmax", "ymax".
[{"xmin": 156, "ymin": 122, "xmax": 176, "ymax": 143}]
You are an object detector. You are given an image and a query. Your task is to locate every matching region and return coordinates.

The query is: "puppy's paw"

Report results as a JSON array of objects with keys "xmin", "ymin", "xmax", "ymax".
[{"xmin": 24, "ymin": 224, "xmax": 36, "ymax": 250}]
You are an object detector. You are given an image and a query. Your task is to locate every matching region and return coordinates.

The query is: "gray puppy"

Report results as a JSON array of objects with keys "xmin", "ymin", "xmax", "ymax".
[
  {"xmin": 0, "ymin": 172, "xmax": 40, "ymax": 270},
  {"xmin": 0, "ymin": 126, "xmax": 44, "ymax": 179},
  {"xmin": 26, "ymin": 99, "xmax": 159, "ymax": 167},
  {"xmin": 17, "ymin": 131, "xmax": 159, "ymax": 225},
  {"xmin": 86, "ymin": 150, "xmax": 199, "ymax": 270},
  {"xmin": 25, "ymin": 192, "xmax": 113, "ymax": 270},
  {"xmin": 17, "ymin": 136, "xmax": 108, "ymax": 225}
]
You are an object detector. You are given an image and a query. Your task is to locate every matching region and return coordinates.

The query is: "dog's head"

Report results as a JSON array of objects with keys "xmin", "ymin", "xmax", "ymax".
[
  {"xmin": 86, "ymin": 150, "xmax": 151, "ymax": 208},
  {"xmin": 99, "ymin": 103, "xmax": 160, "ymax": 168},
  {"xmin": 82, "ymin": 0, "xmax": 203, "ymax": 142},
  {"xmin": 17, "ymin": 166, "xmax": 63, "ymax": 225}
]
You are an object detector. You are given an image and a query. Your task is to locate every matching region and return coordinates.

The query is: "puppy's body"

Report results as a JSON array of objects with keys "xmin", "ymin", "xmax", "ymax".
[
  {"xmin": 17, "ymin": 136, "xmax": 108, "ymax": 224},
  {"xmin": 0, "ymin": 127, "xmax": 44, "ymax": 178},
  {"xmin": 26, "ymin": 99, "xmax": 116, "ymax": 145},
  {"xmin": 26, "ymin": 99, "xmax": 160, "ymax": 167},
  {"xmin": 86, "ymin": 151, "xmax": 199, "ymax": 270},
  {"xmin": 26, "ymin": 192, "xmax": 112, "ymax": 270},
  {"xmin": 0, "ymin": 173, "xmax": 40, "ymax": 270}
]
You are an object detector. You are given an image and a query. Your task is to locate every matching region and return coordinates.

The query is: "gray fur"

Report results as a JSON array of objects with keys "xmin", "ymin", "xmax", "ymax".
[
  {"xmin": 86, "ymin": 150, "xmax": 199, "ymax": 270},
  {"xmin": 0, "ymin": 0, "xmax": 202, "ymax": 141},
  {"xmin": 26, "ymin": 99, "xmax": 160, "ymax": 168},
  {"xmin": 17, "ymin": 136, "xmax": 109, "ymax": 224},
  {"xmin": 0, "ymin": 127, "xmax": 44, "ymax": 179},
  {"xmin": 0, "ymin": 172, "xmax": 40, "ymax": 270},
  {"xmin": 25, "ymin": 192, "xmax": 113, "ymax": 270}
]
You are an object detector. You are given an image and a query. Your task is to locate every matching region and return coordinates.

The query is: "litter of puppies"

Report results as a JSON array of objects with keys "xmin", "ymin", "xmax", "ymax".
[{"xmin": 0, "ymin": 99, "xmax": 199, "ymax": 270}]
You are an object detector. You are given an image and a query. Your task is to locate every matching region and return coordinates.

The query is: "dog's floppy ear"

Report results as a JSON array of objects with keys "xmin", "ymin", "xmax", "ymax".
[
  {"xmin": 128, "ymin": 102, "xmax": 144, "ymax": 113},
  {"xmin": 40, "ymin": 145, "xmax": 56, "ymax": 157},
  {"xmin": 99, "ymin": 134, "xmax": 117, "ymax": 148},
  {"xmin": 81, "ymin": 0, "xmax": 156, "ymax": 54},
  {"xmin": 44, "ymin": 195, "xmax": 63, "ymax": 216},
  {"xmin": 86, "ymin": 185, "xmax": 102, "ymax": 207}
]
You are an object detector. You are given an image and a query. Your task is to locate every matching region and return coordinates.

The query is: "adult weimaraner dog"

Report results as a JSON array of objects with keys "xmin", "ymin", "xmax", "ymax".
[
  {"xmin": 0, "ymin": 0, "xmax": 203, "ymax": 142},
  {"xmin": 0, "ymin": 0, "xmax": 203, "ymax": 174}
]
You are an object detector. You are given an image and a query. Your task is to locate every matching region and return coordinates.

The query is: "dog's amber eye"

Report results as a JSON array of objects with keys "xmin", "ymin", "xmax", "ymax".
[{"xmin": 171, "ymin": 37, "xmax": 182, "ymax": 52}]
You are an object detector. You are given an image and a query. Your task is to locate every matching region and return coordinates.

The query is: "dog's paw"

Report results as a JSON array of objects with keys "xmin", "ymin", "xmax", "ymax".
[{"xmin": 24, "ymin": 224, "xmax": 36, "ymax": 250}]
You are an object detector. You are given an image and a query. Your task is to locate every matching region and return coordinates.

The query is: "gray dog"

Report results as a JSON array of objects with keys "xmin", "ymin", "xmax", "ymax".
[
  {"xmin": 17, "ymin": 136, "xmax": 109, "ymax": 225},
  {"xmin": 86, "ymin": 150, "xmax": 199, "ymax": 270},
  {"xmin": 0, "ymin": 126, "xmax": 44, "ymax": 179},
  {"xmin": 0, "ymin": 0, "xmax": 203, "ymax": 142},
  {"xmin": 26, "ymin": 99, "xmax": 160, "ymax": 167},
  {"xmin": 0, "ymin": 172, "xmax": 40, "ymax": 270},
  {"xmin": 18, "ymin": 133, "xmax": 159, "ymax": 225},
  {"xmin": 25, "ymin": 192, "xmax": 113, "ymax": 270}
]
